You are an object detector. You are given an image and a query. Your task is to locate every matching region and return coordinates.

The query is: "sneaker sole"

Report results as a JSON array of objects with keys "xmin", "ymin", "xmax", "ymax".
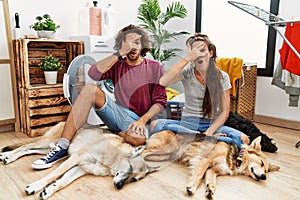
[{"xmin": 32, "ymin": 156, "xmax": 68, "ymax": 170}]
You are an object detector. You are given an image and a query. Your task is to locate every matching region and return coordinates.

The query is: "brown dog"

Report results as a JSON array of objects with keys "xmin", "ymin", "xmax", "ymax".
[{"xmin": 143, "ymin": 130, "xmax": 280, "ymax": 200}]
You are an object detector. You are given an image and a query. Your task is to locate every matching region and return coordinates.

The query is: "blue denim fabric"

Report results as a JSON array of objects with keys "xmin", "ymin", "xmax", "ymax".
[
  {"xmin": 151, "ymin": 116, "xmax": 243, "ymax": 148},
  {"xmin": 95, "ymin": 94, "xmax": 150, "ymax": 138}
]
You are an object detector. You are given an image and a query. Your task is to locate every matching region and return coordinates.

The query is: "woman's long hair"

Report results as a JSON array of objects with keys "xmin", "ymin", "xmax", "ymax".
[{"xmin": 186, "ymin": 33, "xmax": 224, "ymax": 119}]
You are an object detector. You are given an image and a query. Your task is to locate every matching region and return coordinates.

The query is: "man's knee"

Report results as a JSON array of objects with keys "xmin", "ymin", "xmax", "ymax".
[{"xmin": 80, "ymin": 84, "xmax": 105, "ymax": 105}]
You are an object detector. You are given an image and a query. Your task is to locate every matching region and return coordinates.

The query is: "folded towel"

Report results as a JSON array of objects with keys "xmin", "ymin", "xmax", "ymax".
[
  {"xmin": 166, "ymin": 87, "xmax": 180, "ymax": 100},
  {"xmin": 216, "ymin": 57, "xmax": 243, "ymax": 96}
]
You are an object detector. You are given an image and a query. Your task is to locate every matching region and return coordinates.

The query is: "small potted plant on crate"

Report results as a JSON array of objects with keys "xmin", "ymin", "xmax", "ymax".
[
  {"xmin": 29, "ymin": 14, "xmax": 60, "ymax": 39},
  {"xmin": 39, "ymin": 55, "xmax": 62, "ymax": 84}
]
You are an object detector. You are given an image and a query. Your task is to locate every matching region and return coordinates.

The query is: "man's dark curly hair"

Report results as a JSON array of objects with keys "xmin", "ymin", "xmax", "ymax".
[{"xmin": 113, "ymin": 24, "xmax": 152, "ymax": 57}]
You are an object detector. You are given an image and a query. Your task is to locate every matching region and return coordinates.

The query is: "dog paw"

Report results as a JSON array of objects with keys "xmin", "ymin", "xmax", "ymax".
[
  {"xmin": 205, "ymin": 185, "xmax": 215, "ymax": 200},
  {"xmin": 25, "ymin": 183, "xmax": 43, "ymax": 195},
  {"xmin": 0, "ymin": 153, "xmax": 12, "ymax": 164},
  {"xmin": 186, "ymin": 186, "xmax": 196, "ymax": 196},
  {"xmin": 0, "ymin": 153, "xmax": 4, "ymax": 161},
  {"xmin": 39, "ymin": 183, "xmax": 56, "ymax": 200}
]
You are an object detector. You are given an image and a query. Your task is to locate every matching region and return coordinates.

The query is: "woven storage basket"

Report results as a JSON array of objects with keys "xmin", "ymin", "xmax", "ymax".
[
  {"xmin": 166, "ymin": 65, "xmax": 257, "ymax": 121},
  {"xmin": 230, "ymin": 65, "xmax": 257, "ymax": 121}
]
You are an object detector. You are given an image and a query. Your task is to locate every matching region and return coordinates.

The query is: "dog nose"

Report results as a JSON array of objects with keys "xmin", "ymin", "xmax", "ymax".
[
  {"xmin": 260, "ymin": 174, "xmax": 266, "ymax": 180},
  {"xmin": 114, "ymin": 180, "xmax": 125, "ymax": 190}
]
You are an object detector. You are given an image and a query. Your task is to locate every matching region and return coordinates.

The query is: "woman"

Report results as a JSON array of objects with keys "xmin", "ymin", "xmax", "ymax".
[{"xmin": 150, "ymin": 33, "xmax": 249, "ymax": 149}]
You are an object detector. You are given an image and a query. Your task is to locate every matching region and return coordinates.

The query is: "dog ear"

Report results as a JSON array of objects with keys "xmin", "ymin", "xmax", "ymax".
[
  {"xmin": 268, "ymin": 163, "xmax": 280, "ymax": 172},
  {"xmin": 250, "ymin": 136, "xmax": 262, "ymax": 151},
  {"xmin": 132, "ymin": 145, "xmax": 147, "ymax": 157}
]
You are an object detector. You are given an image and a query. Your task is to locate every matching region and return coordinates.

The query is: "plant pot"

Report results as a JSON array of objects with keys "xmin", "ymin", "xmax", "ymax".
[
  {"xmin": 44, "ymin": 71, "xmax": 58, "ymax": 84},
  {"xmin": 37, "ymin": 30, "xmax": 56, "ymax": 39}
]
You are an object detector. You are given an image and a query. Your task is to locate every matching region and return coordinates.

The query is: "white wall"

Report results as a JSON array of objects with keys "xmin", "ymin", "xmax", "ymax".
[
  {"xmin": 1, "ymin": 0, "xmax": 299, "ymax": 122},
  {"xmin": 0, "ymin": 1, "xmax": 14, "ymax": 120},
  {"xmin": 256, "ymin": 0, "xmax": 300, "ymax": 121},
  {"xmin": 0, "ymin": 0, "xmax": 194, "ymax": 120},
  {"xmin": 201, "ymin": 0, "xmax": 300, "ymax": 122}
]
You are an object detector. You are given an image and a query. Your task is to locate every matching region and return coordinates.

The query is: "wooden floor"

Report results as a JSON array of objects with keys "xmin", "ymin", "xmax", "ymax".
[{"xmin": 0, "ymin": 123, "xmax": 300, "ymax": 200}]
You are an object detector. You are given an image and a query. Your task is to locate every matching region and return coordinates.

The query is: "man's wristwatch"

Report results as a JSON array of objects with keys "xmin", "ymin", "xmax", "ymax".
[{"xmin": 113, "ymin": 51, "xmax": 123, "ymax": 61}]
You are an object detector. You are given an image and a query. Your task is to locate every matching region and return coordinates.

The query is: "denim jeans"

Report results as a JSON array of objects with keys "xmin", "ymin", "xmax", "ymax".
[
  {"xmin": 95, "ymin": 94, "xmax": 150, "ymax": 138},
  {"xmin": 151, "ymin": 116, "xmax": 244, "ymax": 149}
]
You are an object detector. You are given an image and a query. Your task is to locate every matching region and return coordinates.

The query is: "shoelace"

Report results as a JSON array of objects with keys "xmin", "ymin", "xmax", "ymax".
[{"xmin": 41, "ymin": 143, "xmax": 60, "ymax": 161}]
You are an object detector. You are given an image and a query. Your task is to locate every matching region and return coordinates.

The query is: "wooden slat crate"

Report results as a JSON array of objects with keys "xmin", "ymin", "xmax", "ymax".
[{"xmin": 13, "ymin": 39, "xmax": 83, "ymax": 137}]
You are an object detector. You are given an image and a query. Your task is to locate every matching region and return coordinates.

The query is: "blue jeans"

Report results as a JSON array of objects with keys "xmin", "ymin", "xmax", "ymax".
[
  {"xmin": 151, "ymin": 116, "xmax": 244, "ymax": 149},
  {"xmin": 95, "ymin": 94, "xmax": 150, "ymax": 138}
]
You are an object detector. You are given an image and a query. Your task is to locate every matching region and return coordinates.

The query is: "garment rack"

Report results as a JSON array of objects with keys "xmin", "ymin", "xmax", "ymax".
[
  {"xmin": 228, "ymin": 1, "xmax": 300, "ymax": 59},
  {"xmin": 228, "ymin": 1, "xmax": 300, "ymax": 148}
]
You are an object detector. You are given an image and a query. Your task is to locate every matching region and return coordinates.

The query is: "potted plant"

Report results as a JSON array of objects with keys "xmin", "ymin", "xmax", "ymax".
[
  {"xmin": 39, "ymin": 55, "xmax": 62, "ymax": 84},
  {"xmin": 138, "ymin": 0, "xmax": 189, "ymax": 65},
  {"xmin": 29, "ymin": 14, "xmax": 60, "ymax": 39}
]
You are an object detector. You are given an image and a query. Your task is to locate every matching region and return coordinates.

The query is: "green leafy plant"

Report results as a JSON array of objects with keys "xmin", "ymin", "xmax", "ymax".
[
  {"xmin": 39, "ymin": 55, "xmax": 62, "ymax": 71},
  {"xmin": 29, "ymin": 14, "xmax": 60, "ymax": 32},
  {"xmin": 138, "ymin": 0, "xmax": 189, "ymax": 64}
]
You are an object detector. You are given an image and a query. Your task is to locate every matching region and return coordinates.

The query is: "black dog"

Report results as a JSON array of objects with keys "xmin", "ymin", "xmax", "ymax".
[{"xmin": 224, "ymin": 112, "xmax": 278, "ymax": 153}]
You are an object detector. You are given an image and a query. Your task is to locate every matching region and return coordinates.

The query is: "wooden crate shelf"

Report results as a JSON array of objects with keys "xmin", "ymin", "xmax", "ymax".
[{"xmin": 13, "ymin": 39, "xmax": 83, "ymax": 137}]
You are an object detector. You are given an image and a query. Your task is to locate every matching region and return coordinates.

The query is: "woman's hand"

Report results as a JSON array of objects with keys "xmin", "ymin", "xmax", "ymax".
[
  {"xmin": 240, "ymin": 133, "xmax": 250, "ymax": 144},
  {"xmin": 184, "ymin": 42, "xmax": 207, "ymax": 62}
]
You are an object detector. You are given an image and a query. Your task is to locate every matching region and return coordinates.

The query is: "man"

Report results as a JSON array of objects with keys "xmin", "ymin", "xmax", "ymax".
[{"xmin": 32, "ymin": 24, "xmax": 167, "ymax": 170}]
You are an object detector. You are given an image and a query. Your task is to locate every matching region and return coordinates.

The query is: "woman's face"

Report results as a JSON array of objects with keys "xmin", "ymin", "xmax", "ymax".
[{"xmin": 191, "ymin": 40, "xmax": 212, "ymax": 68}]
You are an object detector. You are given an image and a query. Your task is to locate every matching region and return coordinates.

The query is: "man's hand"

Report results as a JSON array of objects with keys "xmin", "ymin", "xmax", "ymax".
[
  {"xmin": 127, "ymin": 121, "xmax": 147, "ymax": 138},
  {"xmin": 119, "ymin": 34, "xmax": 141, "ymax": 56},
  {"xmin": 118, "ymin": 121, "xmax": 146, "ymax": 147}
]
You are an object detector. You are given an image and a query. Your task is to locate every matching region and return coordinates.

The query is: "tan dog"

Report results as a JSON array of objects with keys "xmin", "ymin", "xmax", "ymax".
[
  {"xmin": 143, "ymin": 130, "xmax": 280, "ymax": 200},
  {"xmin": 0, "ymin": 122, "xmax": 156, "ymax": 200}
]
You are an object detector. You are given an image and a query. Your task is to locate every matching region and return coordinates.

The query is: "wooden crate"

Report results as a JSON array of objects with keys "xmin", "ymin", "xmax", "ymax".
[{"xmin": 13, "ymin": 39, "xmax": 83, "ymax": 137}]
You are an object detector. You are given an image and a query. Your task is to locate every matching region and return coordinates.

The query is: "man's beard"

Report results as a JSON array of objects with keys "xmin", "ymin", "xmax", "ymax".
[{"xmin": 127, "ymin": 52, "xmax": 139, "ymax": 62}]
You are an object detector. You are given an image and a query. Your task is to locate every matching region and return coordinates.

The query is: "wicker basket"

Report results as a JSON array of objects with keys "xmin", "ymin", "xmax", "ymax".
[
  {"xmin": 166, "ymin": 65, "xmax": 257, "ymax": 121},
  {"xmin": 230, "ymin": 65, "xmax": 257, "ymax": 121}
]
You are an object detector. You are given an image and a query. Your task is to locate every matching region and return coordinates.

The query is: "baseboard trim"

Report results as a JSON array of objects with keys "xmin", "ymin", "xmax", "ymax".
[
  {"xmin": 0, "ymin": 119, "xmax": 15, "ymax": 133},
  {"xmin": 254, "ymin": 114, "xmax": 300, "ymax": 131}
]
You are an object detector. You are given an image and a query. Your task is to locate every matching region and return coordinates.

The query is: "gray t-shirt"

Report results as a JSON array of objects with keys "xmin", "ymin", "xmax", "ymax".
[{"xmin": 180, "ymin": 65, "xmax": 231, "ymax": 117}]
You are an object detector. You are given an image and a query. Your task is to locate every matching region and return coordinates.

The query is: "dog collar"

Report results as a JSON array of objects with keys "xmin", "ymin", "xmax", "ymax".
[{"xmin": 237, "ymin": 149, "xmax": 244, "ymax": 162}]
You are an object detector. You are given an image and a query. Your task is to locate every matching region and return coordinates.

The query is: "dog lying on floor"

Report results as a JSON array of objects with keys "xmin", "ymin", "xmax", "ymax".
[
  {"xmin": 0, "ymin": 122, "xmax": 156, "ymax": 200},
  {"xmin": 0, "ymin": 120, "xmax": 279, "ymax": 199},
  {"xmin": 224, "ymin": 112, "xmax": 278, "ymax": 153},
  {"xmin": 143, "ymin": 130, "xmax": 280, "ymax": 200}
]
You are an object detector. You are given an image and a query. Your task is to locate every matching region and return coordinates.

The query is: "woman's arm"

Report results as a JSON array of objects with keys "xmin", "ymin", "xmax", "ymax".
[
  {"xmin": 204, "ymin": 89, "xmax": 231, "ymax": 136},
  {"xmin": 160, "ymin": 43, "xmax": 206, "ymax": 87},
  {"xmin": 159, "ymin": 58, "xmax": 188, "ymax": 86}
]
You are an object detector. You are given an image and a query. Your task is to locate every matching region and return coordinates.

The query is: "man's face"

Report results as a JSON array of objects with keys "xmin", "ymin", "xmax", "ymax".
[{"xmin": 125, "ymin": 33, "xmax": 142, "ymax": 62}]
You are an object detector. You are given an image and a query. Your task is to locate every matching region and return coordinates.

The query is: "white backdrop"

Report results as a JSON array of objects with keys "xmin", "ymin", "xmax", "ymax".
[{"xmin": 0, "ymin": 0, "xmax": 299, "ymax": 122}]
